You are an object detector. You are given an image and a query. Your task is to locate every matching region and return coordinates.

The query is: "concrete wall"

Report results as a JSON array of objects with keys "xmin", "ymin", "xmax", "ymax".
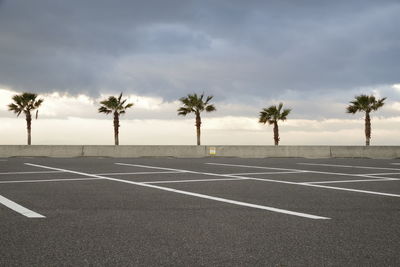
[{"xmin": 0, "ymin": 145, "xmax": 399, "ymax": 158}]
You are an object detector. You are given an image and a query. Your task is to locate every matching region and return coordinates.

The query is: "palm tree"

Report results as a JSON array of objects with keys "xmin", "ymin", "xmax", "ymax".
[
  {"xmin": 177, "ymin": 93, "xmax": 216, "ymax": 145},
  {"xmin": 346, "ymin": 94, "xmax": 386, "ymax": 146},
  {"xmin": 8, "ymin": 92, "xmax": 44, "ymax": 145},
  {"xmin": 98, "ymin": 93, "xmax": 133, "ymax": 145},
  {"xmin": 259, "ymin": 103, "xmax": 291, "ymax": 146}
]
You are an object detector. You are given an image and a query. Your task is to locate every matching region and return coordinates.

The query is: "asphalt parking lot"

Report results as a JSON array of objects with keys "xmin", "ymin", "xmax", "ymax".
[{"xmin": 1, "ymin": 157, "xmax": 399, "ymax": 266}]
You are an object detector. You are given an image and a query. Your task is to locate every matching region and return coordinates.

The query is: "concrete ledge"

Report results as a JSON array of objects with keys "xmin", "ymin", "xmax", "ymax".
[
  {"xmin": 0, "ymin": 145, "xmax": 399, "ymax": 159},
  {"xmin": 0, "ymin": 145, "xmax": 84, "ymax": 157},
  {"xmin": 83, "ymin": 145, "xmax": 206, "ymax": 158}
]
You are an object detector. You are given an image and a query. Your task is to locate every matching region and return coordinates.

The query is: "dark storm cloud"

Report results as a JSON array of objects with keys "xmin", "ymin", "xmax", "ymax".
[{"xmin": 0, "ymin": 0, "xmax": 399, "ymax": 101}]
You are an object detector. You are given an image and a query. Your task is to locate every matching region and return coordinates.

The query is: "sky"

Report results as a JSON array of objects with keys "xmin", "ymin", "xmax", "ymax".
[{"xmin": 0, "ymin": 0, "xmax": 399, "ymax": 145}]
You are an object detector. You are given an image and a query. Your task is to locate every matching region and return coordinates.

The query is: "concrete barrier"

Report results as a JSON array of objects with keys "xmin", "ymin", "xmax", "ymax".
[
  {"xmin": 0, "ymin": 145, "xmax": 399, "ymax": 158},
  {"xmin": 206, "ymin": 146, "xmax": 332, "ymax": 158},
  {"xmin": 330, "ymin": 146, "xmax": 400, "ymax": 159},
  {"xmin": 83, "ymin": 145, "xmax": 206, "ymax": 158},
  {"xmin": 0, "ymin": 145, "xmax": 84, "ymax": 157}
]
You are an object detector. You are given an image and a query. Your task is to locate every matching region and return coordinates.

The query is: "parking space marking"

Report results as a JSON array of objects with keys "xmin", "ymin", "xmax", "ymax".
[
  {"xmin": 0, "ymin": 177, "xmax": 103, "ymax": 184},
  {"xmin": 0, "ymin": 171, "xmax": 63, "ymax": 175},
  {"xmin": 204, "ymin": 163, "xmax": 400, "ymax": 197},
  {"xmin": 357, "ymin": 172, "xmax": 400, "ymax": 176},
  {"xmin": 25, "ymin": 163, "xmax": 330, "ymax": 220},
  {"xmin": 304, "ymin": 178, "xmax": 395, "ymax": 184},
  {"xmin": 298, "ymin": 163, "xmax": 400, "ymax": 171},
  {"xmin": 225, "ymin": 171, "xmax": 304, "ymax": 175},
  {"xmin": 0, "ymin": 195, "xmax": 45, "ymax": 218},
  {"xmin": 95, "ymin": 171, "xmax": 182, "ymax": 176},
  {"xmin": 144, "ymin": 178, "xmax": 245, "ymax": 184},
  {"xmin": 117, "ymin": 163, "xmax": 400, "ymax": 198},
  {"xmin": 206, "ymin": 163, "xmax": 398, "ymax": 180}
]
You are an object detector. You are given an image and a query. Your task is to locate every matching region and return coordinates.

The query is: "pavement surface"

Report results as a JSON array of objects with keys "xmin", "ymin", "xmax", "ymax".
[{"xmin": 0, "ymin": 157, "xmax": 399, "ymax": 266}]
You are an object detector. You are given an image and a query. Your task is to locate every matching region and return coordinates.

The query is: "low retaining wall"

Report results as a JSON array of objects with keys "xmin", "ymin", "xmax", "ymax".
[{"xmin": 0, "ymin": 145, "xmax": 400, "ymax": 158}]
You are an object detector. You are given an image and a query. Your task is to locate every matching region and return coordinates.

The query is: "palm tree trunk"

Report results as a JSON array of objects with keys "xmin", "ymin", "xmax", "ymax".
[
  {"xmin": 273, "ymin": 121, "xmax": 279, "ymax": 146},
  {"xmin": 26, "ymin": 112, "xmax": 32, "ymax": 145},
  {"xmin": 113, "ymin": 112, "xmax": 119, "ymax": 146},
  {"xmin": 195, "ymin": 113, "xmax": 201, "ymax": 146},
  {"xmin": 365, "ymin": 112, "xmax": 371, "ymax": 146}
]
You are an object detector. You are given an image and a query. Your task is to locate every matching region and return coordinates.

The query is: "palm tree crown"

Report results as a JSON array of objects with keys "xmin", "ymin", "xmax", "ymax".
[
  {"xmin": 259, "ymin": 103, "xmax": 291, "ymax": 125},
  {"xmin": 8, "ymin": 92, "xmax": 44, "ymax": 145},
  {"xmin": 178, "ymin": 93, "xmax": 216, "ymax": 145},
  {"xmin": 177, "ymin": 93, "xmax": 216, "ymax": 116},
  {"xmin": 98, "ymin": 93, "xmax": 133, "ymax": 145},
  {"xmin": 98, "ymin": 93, "xmax": 133, "ymax": 115},
  {"xmin": 259, "ymin": 103, "xmax": 291, "ymax": 146},
  {"xmin": 8, "ymin": 92, "xmax": 44, "ymax": 118},
  {"xmin": 346, "ymin": 94, "xmax": 386, "ymax": 146},
  {"xmin": 346, "ymin": 95, "xmax": 386, "ymax": 114}
]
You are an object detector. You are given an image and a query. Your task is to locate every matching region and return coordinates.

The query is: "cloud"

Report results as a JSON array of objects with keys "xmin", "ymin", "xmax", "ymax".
[{"xmin": 0, "ymin": 0, "xmax": 399, "ymax": 101}]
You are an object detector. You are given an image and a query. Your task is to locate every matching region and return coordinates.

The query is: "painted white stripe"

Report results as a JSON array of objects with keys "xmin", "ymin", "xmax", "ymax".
[
  {"xmin": 0, "ymin": 195, "xmax": 45, "ymax": 218},
  {"xmin": 206, "ymin": 162, "xmax": 396, "ymax": 180},
  {"xmin": 0, "ymin": 171, "xmax": 62, "ymax": 175},
  {"xmin": 25, "ymin": 163, "xmax": 329, "ymax": 220},
  {"xmin": 95, "ymin": 171, "xmax": 182, "ymax": 176},
  {"xmin": 225, "ymin": 171, "xmax": 304, "ymax": 175},
  {"xmin": 391, "ymin": 163, "xmax": 400, "ymax": 165},
  {"xmin": 115, "ymin": 163, "xmax": 190, "ymax": 173},
  {"xmin": 362, "ymin": 172, "xmax": 400, "ymax": 176},
  {"xmin": 298, "ymin": 162, "xmax": 400, "ymax": 171},
  {"xmin": 144, "ymin": 178, "xmax": 245, "ymax": 184},
  {"xmin": 205, "ymin": 163, "xmax": 400, "ymax": 198},
  {"xmin": 0, "ymin": 177, "xmax": 103, "ymax": 184},
  {"xmin": 304, "ymin": 178, "xmax": 395, "ymax": 184},
  {"xmin": 119, "ymin": 163, "xmax": 400, "ymax": 198}
]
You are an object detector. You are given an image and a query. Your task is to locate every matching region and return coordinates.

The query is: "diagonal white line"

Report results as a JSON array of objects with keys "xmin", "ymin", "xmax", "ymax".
[
  {"xmin": 206, "ymin": 162, "xmax": 399, "ymax": 180},
  {"xmin": 121, "ymin": 163, "xmax": 400, "ymax": 198},
  {"xmin": 298, "ymin": 163, "xmax": 400, "ymax": 171},
  {"xmin": 25, "ymin": 163, "xmax": 330, "ymax": 220},
  {"xmin": 225, "ymin": 171, "xmax": 304, "ymax": 175},
  {"xmin": 304, "ymin": 178, "xmax": 395, "ymax": 184},
  {"xmin": 204, "ymin": 163, "xmax": 400, "ymax": 198},
  {"xmin": 144, "ymin": 178, "xmax": 244, "ymax": 184},
  {"xmin": 95, "ymin": 171, "xmax": 182, "ymax": 176},
  {"xmin": 0, "ymin": 177, "xmax": 103, "ymax": 184},
  {"xmin": 363, "ymin": 172, "xmax": 400, "ymax": 176},
  {"xmin": 0, "ymin": 195, "xmax": 45, "ymax": 218}
]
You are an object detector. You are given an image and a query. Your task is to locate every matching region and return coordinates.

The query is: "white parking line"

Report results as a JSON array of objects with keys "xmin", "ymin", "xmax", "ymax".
[
  {"xmin": 206, "ymin": 163, "xmax": 398, "ymax": 180},
  {"xmin": 304, "ymin": 178, "xmax": 395, "ymax": 184},
  {"xmin": 204, "ymin": 163, "xmax": 400, "ymax": 197},
  {"xmin": 0, "ymin": 195, "xmax": 45, "ymax": 218},
  {"xmin": 144, "ymin": 178, "xmax": 245, "ymax": 184},
  {"xmin": 391, "ymin": 163, "xmax": 400, "ymax": 165},
  {"xmin": 362, "ymin": 172, "xmax": 400, "ymax": 176},
  {"xmin": 25, "ymin": 163, "xmax": 330, "ymax": 220},
  {"xmin": 95, "ymin": 171, "xmax": 182, "ymax": 176},
  {"xmin": 298, "ymin": 163, "xmax": 400, "ymax": 171},
  {"xmin": 225, "ymin": 171, "xmax": 304, "ymax": 175},
  {"xmin": 0, "ymin": 177, "xmax": 103, "ymax": 184}
]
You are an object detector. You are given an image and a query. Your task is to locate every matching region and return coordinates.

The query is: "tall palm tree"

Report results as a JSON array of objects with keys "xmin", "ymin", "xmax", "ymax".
[
  {"xmin": 346, "ymin": 94, "xmax": 386, "ymax": 146},
  {"xmin": 8, "ymin": 92, "xmax": 44, "ymax": 145},
  {"xmin": 98, "ymin": 93, "xmax": 133, "ymax": 145},
  {"xmin": 177, "ymin": 93, "xmax": 216, "ymax": 145},
  {"xmin": 259, "ymin": 103, "xmax": 291, "ymax": 146}
]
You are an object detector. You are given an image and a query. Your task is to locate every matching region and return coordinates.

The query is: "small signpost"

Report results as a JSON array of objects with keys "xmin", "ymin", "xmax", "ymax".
[{"xmin": 209, "ymin": 147, "xmax": 216, "ymax": 156}]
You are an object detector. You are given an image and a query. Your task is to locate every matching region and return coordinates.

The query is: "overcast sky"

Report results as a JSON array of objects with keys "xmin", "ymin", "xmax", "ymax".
[{"xmin": 0, "ymin": 0, "xmax": 399, "ymax": 145}]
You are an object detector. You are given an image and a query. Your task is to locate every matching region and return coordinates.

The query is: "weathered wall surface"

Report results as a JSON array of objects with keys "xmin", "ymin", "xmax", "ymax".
[{"xmin": 0, "ymin": 145, "xmax": 399, "ymax": 158}]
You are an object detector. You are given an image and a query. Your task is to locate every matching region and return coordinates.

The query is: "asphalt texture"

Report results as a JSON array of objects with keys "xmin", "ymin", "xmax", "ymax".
[{"xmin": 0, "ymin": 157, "xmax": 399, "ymax": 266}]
